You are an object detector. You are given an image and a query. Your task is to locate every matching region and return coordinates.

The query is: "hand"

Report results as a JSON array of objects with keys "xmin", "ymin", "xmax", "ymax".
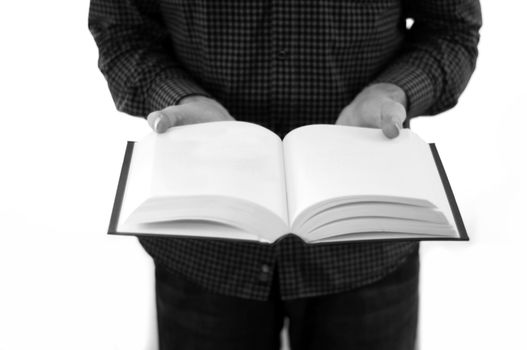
[
  {"xmin": 335, "ymin": 83, "xmax": 407, "ymax": 138},
  {"xmin": 147, "ymin": 95, "xmax": 235, "ymax": 133}
]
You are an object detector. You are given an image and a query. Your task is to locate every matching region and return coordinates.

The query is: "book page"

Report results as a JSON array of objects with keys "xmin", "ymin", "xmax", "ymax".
[
  {"xmin": 122, "ymin": 121, "xmax": 289, "ymax": 232},
  {"xmin": 297, "ymin": 201, "xmax": 448, "ymax": 234},
  {"xmin": 283, "ymin": 125, "xmax": 454, "ymax": 228},
  {"xmin": 118, "ymin": 220, "xmax": 264, "ymax": 242},
  {"xmin": 311, "ymin": 231, "xmax": 449, "ymax": 243}
]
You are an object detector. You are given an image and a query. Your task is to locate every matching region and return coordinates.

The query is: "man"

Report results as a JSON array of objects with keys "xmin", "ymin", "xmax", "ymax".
[{"xmin": 89, "ymin": 1, "xmax": 481, "ymax": 349}]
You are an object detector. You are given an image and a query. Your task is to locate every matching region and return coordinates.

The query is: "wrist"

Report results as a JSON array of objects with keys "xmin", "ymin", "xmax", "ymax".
[{"xmin": 178, "ymin": 94, "xmax": 213, "ymax": 105}]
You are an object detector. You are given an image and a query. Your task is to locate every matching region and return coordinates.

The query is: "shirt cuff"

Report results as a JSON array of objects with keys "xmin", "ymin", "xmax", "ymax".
[
  {"xmin": 147, "ymin": 69, "xmax": 210, "ymax": 112},
  {"xmin": 372, "ymin": 63, "xmax": 435, "ymax": 119}
]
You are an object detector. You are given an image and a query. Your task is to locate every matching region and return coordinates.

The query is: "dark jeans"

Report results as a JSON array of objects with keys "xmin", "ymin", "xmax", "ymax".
[{"xmin": 155, "ymin": 250, "xmax": 419, "ymax": 350}]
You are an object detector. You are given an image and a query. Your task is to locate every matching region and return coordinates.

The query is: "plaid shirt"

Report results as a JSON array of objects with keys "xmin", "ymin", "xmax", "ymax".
[{"xmin": 89, "ymin": 0, "xmax": 481, "ymax": 300}]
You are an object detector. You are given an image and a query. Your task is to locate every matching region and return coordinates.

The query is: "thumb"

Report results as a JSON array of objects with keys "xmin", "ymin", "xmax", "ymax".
[
  {"xmin": 380, "ymin": 100, "xmax": 406, "ymax": 139},
  {"xmin": 147, "ymin": 107, "xmax": 184, "ymax": 133}
]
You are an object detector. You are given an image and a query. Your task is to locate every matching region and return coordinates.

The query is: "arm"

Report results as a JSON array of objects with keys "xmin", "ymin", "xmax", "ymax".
[
  {"xmin": 88, "ymin": 0, "xmax": 232, "ymax": 130},
  {"xmin": 337, "ymin": 0, "xmax": 482, "ymax": 137}
]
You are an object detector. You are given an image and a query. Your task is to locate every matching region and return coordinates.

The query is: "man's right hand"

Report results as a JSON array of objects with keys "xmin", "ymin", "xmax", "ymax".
[{"xmin": 147, "ymin": 96, "xmax": 235, "ymax": 133}]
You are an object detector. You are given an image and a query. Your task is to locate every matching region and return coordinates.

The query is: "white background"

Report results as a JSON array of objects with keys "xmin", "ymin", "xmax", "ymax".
[{"xmin": 0, "ymin": 1, "xmax": 525, "ymax": 349}]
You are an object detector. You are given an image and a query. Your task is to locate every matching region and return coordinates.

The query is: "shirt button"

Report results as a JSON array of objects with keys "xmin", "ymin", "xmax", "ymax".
[
  {"xmin": 258, "ymin": 264, "xmax": 271, "ymax": 283},
  {"xmin": 277, "ymin": 49, "xmax": 289, "ymax": 59}
]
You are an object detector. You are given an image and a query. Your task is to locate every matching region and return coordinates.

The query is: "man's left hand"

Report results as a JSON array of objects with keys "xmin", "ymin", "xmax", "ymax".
[{"xmin": 336, "ymin": 83, "xmax": 407, "ymax": 139}]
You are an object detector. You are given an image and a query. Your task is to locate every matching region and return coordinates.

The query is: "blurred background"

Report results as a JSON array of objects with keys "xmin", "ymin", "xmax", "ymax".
[{"xmin": 0, "ymin": 1, "xmax": 525, "ymax": 349}]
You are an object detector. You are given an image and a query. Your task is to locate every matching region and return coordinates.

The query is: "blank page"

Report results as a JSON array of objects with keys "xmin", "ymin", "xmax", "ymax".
[
  {"xmin": 121, "ymin": 121, "xmax": 289, "ymax": 226},
  {"xmin": 283, "ymin": 125, "xmax": 454, "ymax": 227}
]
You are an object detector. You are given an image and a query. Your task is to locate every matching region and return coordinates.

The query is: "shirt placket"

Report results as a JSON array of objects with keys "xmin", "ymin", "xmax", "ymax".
[{"xmin": 271, "ymin": 0, "xmax": 298, "ymax": 137}]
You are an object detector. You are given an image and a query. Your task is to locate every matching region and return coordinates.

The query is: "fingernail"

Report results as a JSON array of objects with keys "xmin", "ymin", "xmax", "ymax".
[
  {"xmin": 154, "ymin": 117, "xmax": 162, "ymax": 132},
  {"xmin": 383, "ymin": 124, "xmax": 399, "ymax": 139},
  {"xmin": 391, "ymin": 123, "xmax": 400, "ymax": 138}
]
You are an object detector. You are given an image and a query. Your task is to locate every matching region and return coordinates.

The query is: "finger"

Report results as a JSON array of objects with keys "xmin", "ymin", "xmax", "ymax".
[
  {"xmin": 147, "ymin": 111, "xmax": 169, "ymax": 133},
  {"xmin": 146, "ymin": 111, "xmax": 158, "ymax": 131},
  {"xmin": 380, "ymin": 101, "xmax": 406, "ymax": 139},
  {"xmin": 147, "ymin": 106, "xmax": 187, "ymax": 133},
  {"xmin": 336, "ymin": 102, "xmax": 380, "ymax": 128}
]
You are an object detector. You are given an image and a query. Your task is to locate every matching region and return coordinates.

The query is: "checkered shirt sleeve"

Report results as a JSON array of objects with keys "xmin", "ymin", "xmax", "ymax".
[{"xmin": 89, "ymin": 0, "xmax": 481, "ymax": 300}]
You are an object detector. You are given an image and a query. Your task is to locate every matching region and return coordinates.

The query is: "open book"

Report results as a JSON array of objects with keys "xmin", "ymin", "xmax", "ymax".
[{"xmin": 109, "ymin": 121, "xmax": 467, "ymax": 243}]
